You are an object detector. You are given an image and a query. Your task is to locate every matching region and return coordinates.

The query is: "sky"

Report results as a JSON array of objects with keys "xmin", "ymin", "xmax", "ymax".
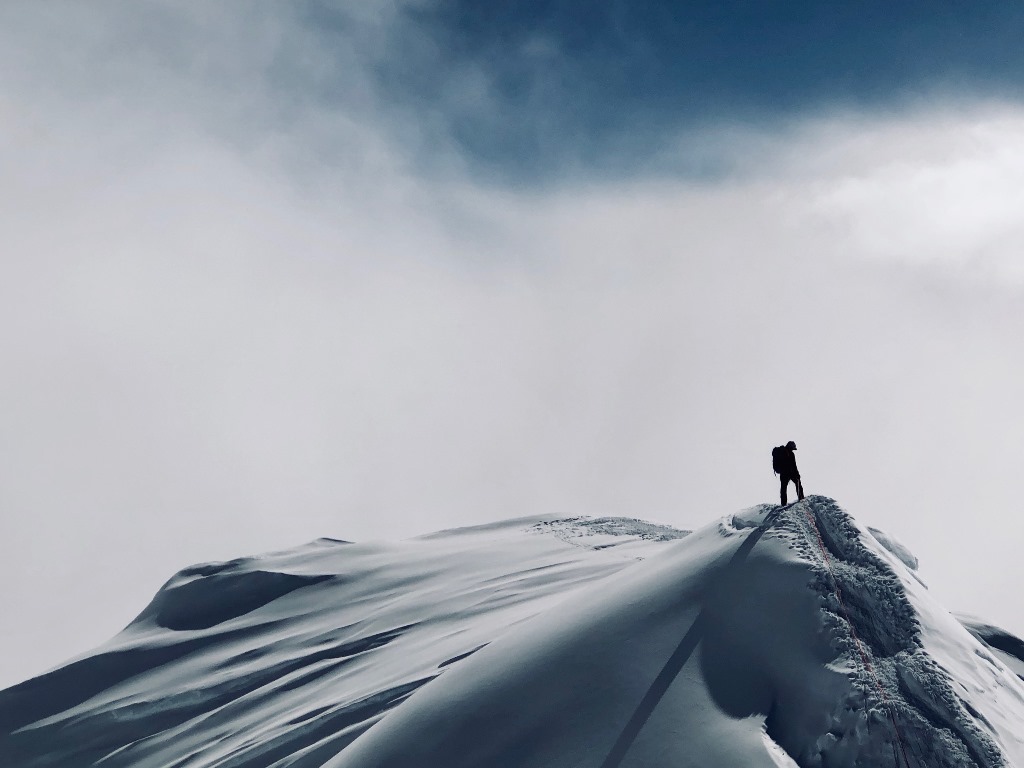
[{"xmin": 2, "ymin": 1, "xmax": 1024, "ymax": 690}]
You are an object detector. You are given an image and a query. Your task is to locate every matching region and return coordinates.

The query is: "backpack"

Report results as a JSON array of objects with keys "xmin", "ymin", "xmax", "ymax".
[{"xmin": 771, "ymin": 446, "xmax": 786, "ymax": 475}]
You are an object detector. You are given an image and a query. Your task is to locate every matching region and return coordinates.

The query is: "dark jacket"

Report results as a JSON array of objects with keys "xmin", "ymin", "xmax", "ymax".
[{"xmin": 777, "ymin": 446, "xmax": 799, "ymax": 478}]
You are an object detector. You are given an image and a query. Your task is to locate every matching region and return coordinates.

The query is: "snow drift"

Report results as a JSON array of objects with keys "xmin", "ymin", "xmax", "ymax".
[{"xmin": 1, "ymin": 497, "xmax": 1022, "ymax": 767}]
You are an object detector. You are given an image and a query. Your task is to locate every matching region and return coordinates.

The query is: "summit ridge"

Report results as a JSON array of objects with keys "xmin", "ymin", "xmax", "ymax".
[{"xmin": 2, "ymin": 497, "xmax": 1022, "ymax": 767}]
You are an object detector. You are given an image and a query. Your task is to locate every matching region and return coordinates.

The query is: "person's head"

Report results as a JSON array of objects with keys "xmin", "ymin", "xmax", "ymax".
[{"xmin": 786, "ymin": 440, "xmax": 797, "ymax": 450}]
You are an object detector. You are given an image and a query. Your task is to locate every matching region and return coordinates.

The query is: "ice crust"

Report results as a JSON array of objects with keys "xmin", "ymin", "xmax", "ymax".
[{"xmin": 1, "ymin": 499, "xmax": 1022, "ymax": 768}]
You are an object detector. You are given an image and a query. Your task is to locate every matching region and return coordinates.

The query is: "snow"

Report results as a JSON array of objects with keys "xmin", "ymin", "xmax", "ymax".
[
  {"xmin": 1, "ymin": 498, "xmax": 1023, "ymax": 768},
  {"xmin": 867, "ymin": 526, "xmax": 920, "ymax": 571},
  {"xmin": 958, "ymin": 617, "xmax": 1024, "ymax": 682}
]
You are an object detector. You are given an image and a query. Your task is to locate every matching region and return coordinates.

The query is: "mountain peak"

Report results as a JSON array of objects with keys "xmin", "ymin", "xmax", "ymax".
[{"xmin": 2, "ymin": 497, "xmax": 1022, "ymax": 767}]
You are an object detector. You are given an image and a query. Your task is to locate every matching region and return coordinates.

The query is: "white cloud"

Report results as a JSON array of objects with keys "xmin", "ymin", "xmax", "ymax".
[{"xmin": 769, "ymin": 106, "xmax": 1024, "ymax": 282}]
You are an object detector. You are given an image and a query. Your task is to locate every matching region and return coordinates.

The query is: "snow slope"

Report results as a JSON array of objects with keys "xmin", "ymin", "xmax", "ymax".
[{"xmin": 1, "ymin": 497, "xmax": 1023, "ymax": 768}]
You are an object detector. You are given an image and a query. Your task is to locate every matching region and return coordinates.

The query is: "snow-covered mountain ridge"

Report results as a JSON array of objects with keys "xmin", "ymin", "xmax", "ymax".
[{"xmin": 1, "ymin": 497, "xmax": 1022, "ymax": 767}]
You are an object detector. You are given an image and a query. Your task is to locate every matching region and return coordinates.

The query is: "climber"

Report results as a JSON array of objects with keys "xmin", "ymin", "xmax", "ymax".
[{"xmin": 772, "ymin": 440, "xmax": 804, "ymax": 506}]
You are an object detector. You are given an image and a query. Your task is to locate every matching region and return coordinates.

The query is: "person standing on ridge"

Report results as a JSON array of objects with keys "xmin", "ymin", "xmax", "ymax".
[{"xmin": 772, "ymin": 440, "xmax": 804, "ymax": 505}]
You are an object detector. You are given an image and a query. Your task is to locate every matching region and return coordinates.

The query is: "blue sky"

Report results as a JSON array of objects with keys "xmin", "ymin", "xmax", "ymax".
[
  {"xmin": 1, "ymin": 1, "xmax": 1024, "ymax": 690},
  {"xmin": 329, "ymin": 1, "xmax": 1024, "ymax": 179}
]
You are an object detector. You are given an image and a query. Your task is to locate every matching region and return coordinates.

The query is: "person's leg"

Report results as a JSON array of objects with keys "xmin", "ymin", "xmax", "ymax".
[
  {"xmin": 780, "ymin": 476, "xmax": 788, "ymax": 505},
  {"xmin": 796, "ymin": 477, "xmax": 805, "ymax": 500}
]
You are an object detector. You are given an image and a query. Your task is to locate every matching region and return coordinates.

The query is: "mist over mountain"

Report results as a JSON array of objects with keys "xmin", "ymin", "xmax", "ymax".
[{"xmin": 2, "ymin": 497, "xmax": 1022, "ymax": 767}]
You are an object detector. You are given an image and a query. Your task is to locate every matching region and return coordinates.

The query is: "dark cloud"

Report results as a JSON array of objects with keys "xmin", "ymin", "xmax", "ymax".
[{"xmin": 312, "ymin": 0, "xmax": 1024, "ymax": 181}]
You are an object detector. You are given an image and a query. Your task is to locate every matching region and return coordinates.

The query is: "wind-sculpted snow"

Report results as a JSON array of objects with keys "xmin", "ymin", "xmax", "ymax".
[
  {"xmin": 2, "ymin": 501, "xmax": 1023, "ymax": 768},
  {"xmin": 0, "ymin": 515, "xmax": 686, "ymax": 768},
  {"xmin": 960, "ymin": 617, "xmax": 1024, "ymax": 681},
  {"xmin": 136, "ymin": 561, "xmax": 334, "ymax": 631},
  {"xmin": 866, "ymin": 526, "xmax": 920, "ymax": 572}
]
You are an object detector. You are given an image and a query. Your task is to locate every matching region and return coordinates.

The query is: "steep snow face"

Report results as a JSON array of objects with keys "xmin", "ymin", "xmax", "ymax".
[
  {"xmin": 2, "ymin": 499, "xmax": 1023, "ymax": 768},
  {"xmin": 797, "ymin": 501, "xmax": 1024, "ymax": 767}
]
